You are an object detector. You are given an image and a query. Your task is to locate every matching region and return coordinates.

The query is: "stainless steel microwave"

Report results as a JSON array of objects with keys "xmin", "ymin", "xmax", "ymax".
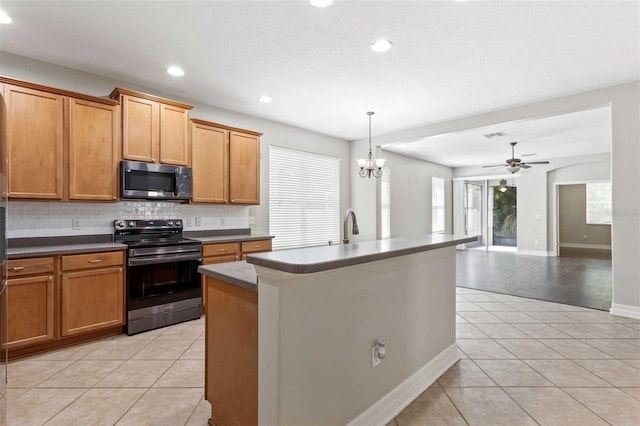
[{"xmin": 121, "ymin": 160, "xmax": 193, "ymax": 201}]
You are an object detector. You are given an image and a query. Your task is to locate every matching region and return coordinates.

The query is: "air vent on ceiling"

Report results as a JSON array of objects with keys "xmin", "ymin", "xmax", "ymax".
[{"xmin": 483, "ymin": 132, "xmax": 507, "ymax": 139}]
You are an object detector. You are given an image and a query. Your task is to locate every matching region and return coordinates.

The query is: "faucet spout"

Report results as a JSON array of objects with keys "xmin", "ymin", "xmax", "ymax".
[{"xmin": 343, "ymin": 209, "xmax": 359, "ymax": 244}]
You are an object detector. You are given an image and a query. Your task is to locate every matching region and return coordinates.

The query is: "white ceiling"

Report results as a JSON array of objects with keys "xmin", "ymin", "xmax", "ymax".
[
  {"xmin": 0, "ymin": 0, "xmax": 638, "ymax": 148},
  {"xmin": 383, "ymin": 105, "xmax": 612, "ymax": 168}
]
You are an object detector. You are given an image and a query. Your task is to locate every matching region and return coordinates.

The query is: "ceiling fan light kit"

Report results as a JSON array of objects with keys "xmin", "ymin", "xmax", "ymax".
[{"xmin": 483, "ymin": 141, "xmax": 550, "ymax": 174}]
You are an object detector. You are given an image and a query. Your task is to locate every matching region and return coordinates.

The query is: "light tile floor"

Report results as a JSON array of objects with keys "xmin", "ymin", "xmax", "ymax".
[{"xmin": 7, "ymin": 288, "xmax": 640, "ymax": 425}]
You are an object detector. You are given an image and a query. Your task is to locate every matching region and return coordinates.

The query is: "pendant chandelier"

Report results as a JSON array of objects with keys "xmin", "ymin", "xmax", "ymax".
[{"xmin": 357, "ymin": 111, "xmax": 386, "ymax": 178}]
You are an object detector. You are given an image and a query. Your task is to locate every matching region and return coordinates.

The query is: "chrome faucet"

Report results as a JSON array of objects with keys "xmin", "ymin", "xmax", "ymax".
[{"xmin": 343, "ymin": 208, "xmax": 360, "ymax": 244}]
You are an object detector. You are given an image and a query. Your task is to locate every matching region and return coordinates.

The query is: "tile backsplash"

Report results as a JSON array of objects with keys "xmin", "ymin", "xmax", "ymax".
[{"xmin": 8, "ymin": 201, "xmax": 250, "ymax": 238}]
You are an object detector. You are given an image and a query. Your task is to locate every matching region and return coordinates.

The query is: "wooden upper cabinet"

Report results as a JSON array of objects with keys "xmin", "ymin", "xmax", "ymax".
[
  {"xmin": 229, "ymin": 131, "xmax": 260, "ymax": 204},
  {"xmin": 68, "ymin": 98, "xmax": 119, "ymax": 201},
  {"xmin": 160, "ymin": 104, "xmax": 190, "ymax": 165},
  {"xmin": 111, "ymin": 88, "xmax": 192, "ymax": 166},
  {"xmin": 191, "ymin": 120, "xmax": 229, "ymax": 203},
  {"xmin": 4, "ymin": 84, "xmax": 64, "ymax": 199},
  {"xmin": 121, "ymin": 94, "xmax": 158, "ymax": 163}
]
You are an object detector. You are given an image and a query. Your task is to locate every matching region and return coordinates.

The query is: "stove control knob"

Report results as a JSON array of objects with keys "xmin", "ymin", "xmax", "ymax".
[
  {"xmin": 128, "ymin": 221, "xmax": 135, "ymax": 227},
  {"xmin": 167, "ymin": 221, "xmax": 174, "ymax": 226},
  {"xmin": 115, "ymin": 220, "xmax": 126, "ymax": 229},
  {"xmin": 175, "ymin": 220, "xmax": 182, "ymax": 227}
]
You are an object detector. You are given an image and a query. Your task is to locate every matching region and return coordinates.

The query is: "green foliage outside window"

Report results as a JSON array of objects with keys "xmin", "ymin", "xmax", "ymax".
[{"xmin": 493, "ymin": 187, "xmax": 517, "ymax": 237}]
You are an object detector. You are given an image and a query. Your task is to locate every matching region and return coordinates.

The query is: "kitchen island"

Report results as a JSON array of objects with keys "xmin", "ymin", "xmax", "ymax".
[{"xmin": 199, "ymin": 234, "xmax": 475, "ymax": 426}]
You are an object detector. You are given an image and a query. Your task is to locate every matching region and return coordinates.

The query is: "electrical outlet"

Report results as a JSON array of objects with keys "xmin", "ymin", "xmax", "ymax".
[
  {"xmin": 72, "ymin": 218, "xmax": 81, "ymax": 230},
  {"xmin": 186, "ymin": 217, "xmax": 194, "ymax": 227},
  {"xmin": 248, "ymin": 216, "xmax": 256, "ymax": 225},
  {"xmin": 583, "ymin": 234, "xmax": 588, "ymax": 239},
  {"xmin": 195, "ymin": 217, "xmax": 202, "ymax": 226},
  {"xmin": 220, "ymin": 217, "xmax": 227, "ymax": 226},
  {"xmin": 534, "ymin": 239, "xmax": 539, "ymax": 245}
]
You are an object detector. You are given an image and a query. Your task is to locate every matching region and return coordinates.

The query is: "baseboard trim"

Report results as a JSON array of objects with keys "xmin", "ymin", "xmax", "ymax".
[
  {"xmin": 560, "ymin": 243, "xmax": 611, "ymax": 250},
  {"xmin": 346, "ymin": 343, "xmax": 459, "ymax": 426},
  {"xmin": 517, "ymin": 250, "xmax": 554, "ymax": 257},
  {"xmin": 610, "ymin": 303, "xmax": 640, "ymax": 320}
]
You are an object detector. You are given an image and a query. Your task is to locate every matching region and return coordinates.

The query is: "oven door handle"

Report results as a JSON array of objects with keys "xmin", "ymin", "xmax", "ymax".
[{"xmin": 128, "ymin": 253, "xmax": 202, "ymax": 266}]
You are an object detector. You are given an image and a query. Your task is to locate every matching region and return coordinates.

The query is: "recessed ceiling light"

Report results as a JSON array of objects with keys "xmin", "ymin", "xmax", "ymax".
[
  {"xmin": 166, "ymin": 66, "xmax": 184, "ymax": 77},
  {"xmin": 371, "ymin": 39, "xmax": 393, "ymax": 53},
  {"xmin": 0, "ymin": 9, "xmax": 12, "ymax": 24},
  {"xmin": 258, "ymin": 96, "xmax": 272, "ymax": 103},
  {"xmin": 310, "ymin": 0, "xmax": 333, "ymax": 8}
]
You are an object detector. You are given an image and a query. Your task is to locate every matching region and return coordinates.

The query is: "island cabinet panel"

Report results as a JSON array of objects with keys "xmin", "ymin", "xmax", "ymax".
[
  {"xmin": 205, "ymin": 277, "xmax": 258, "ymax": 426},
  {"xmin": 191, "ymin": 121, "xmax": 228, "ymax": 203},
  {"xmin": 201, "ymin": 242, "xmax": 240, "ymax": 309},
  {"xmin": 229, "ymin": 131, "xmax": 260, "ymax": 204},
  {"xmin": 60, "ymin": 252, "xmax": 125, "ymax": 337},
  {"xmin": 160, "ymin": 104, "xmax": 190, "ymax": 166},
  {"xmin": 4, "ymin": 84, "xmax": 64, "ymax": 199},
  {"xmin": 121, "ymin": 94, "xmax": 159, "ymax": 163},
  {"xmin": 68, "ymin": 98, "xmax": 119, "ymax": 201},
  {"xmin": 112, "ymin": 88, "xmax": 192, "ymax": 166}
]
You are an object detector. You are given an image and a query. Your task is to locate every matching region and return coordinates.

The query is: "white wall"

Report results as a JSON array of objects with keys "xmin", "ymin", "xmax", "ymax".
[
  {"xmin": 350, "ymin": 142, "xmax": 453, "ymax": 241},
  {"xmin": 355, "ymin": 81, "xmax": 640, "ymax": 315},
  {"xmin": 0, "ymin": 52, "xmax": 350, "ymax": 238}
]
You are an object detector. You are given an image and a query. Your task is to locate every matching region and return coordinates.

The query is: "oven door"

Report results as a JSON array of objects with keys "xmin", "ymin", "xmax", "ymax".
[{"xmin": 126, "ymin": 255, "xmax": 201, "ymax": 312}]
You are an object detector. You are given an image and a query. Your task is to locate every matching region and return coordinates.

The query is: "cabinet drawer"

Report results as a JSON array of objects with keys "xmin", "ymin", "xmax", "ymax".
[
  {"xmin": 6, "ymin": 257, "xmax": 55, "ymax": 278},
  {"xmin": 203, "ymin": 242, "xmax": 240, "ymax": 257},
  {"xmin": 203, "ymin": 254, "xmax": 238, "ymax": 264},
  {"xmin": 241, "ymin": 239, "xmax": 272, "ymax": 254},
  {"xmin": 62, "ymin": 251, "xmax": 124, "ymax": 271}
]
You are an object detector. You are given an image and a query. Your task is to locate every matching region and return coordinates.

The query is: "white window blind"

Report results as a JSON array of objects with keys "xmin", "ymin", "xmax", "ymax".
[
  {"xmin": 586, "ymin": 181, "xmax": 612, "ymax": 225},
  {"xmin": 269, "ymin": 146, "xmax": 341, "ymax": 250},
  {"xmin": 432, "ymin": 177, "xmax": 445, "ymax": 233}
]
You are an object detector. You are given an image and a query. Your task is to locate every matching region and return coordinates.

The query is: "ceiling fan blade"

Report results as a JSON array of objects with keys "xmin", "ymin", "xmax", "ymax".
[
  {"xmin": 482, "ymin": 164, "xmax": 506, "ymax": 168},
  {"xmin": 522, "ymin": 161, "xmax": 550, "ymax": 165},
  {"xmin": 520, "ymin": 164, "xmax": 532, "ymax": 169}
]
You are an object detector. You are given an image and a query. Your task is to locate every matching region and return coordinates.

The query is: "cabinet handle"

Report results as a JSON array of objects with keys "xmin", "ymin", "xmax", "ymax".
[
  {"xmin": 88, "ymin": 259, "xmax": 103, "ymax": 263},
  {"xmin": 255, "ymin": 245, "xmax": 261, "ymax": 248},
  {"xmin": 217, "ymin": 248, "xmax": 226, "ymax": 252},
  {"xmin": 48, "ymin": 276, "xmax": 53, "ymax": 281},
  {"xmin": 9, "ymin": 266, "xmax": 24, "ymax": 272},
  {"xmin": 119, "ymin": 268, "xmax": 123, "ymax": 272}
]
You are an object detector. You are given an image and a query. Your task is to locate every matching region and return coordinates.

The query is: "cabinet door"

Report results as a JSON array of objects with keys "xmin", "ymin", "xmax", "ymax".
[
  {"xmin": 60, "ymin": 266, "xmax": 124, "ymax": 336},
  {"xmin": 191, "ymin": 122, "xmax": 228, "ymax": 203},
  {"xmin": 121, "ymin": 95, "xmax": 158, "ymax": 163},
  {"xmin": 68, "ymin": 98, "xmax": 119, "ymax": 201},
  {"xmin": 6, "ymin": 274, "xmax": 55, "ymax": 349},
  {"xmin": 229, "ymin": 132, "xmax": 260, "ymax": 204},
  {"xmin": 4, "ymin": 85, "xmax": 64, "ymax": 199},
  {"xmin": 160, "ymin": 104, "xmax": 190, "ymax": 166},
  {"xmin": 201, "ymin": 254, "xmax": 239, "ymax": 309}
]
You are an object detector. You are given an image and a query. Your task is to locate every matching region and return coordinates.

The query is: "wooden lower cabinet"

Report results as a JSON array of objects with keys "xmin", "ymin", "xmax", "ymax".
[
  {"xmin": 5, "ymin": 251, "xmax": 126, "ymax": 357},
  {"xmin": 240, "ymin": 239, "xmax": 272, "ymax": 260},
  {"xmin": 205, "ymin": 276, "xmax": 258, "ymax": 426},
  {"xmin": 60, "ymin": 251, "xmax": 125, "ymax": 337},
  {"xmin": 6, "ymin": 274, "xmax": 55, "ymax": 350},
  {"xmin": 60, "ymin": 266, "xmax": 124, "ymax": 336}
]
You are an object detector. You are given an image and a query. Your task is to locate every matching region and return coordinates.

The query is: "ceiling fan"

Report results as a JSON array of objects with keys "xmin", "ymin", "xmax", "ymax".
[{"xmin": 483, "ymin": 142, "xmax": 550, "ymax": 173}]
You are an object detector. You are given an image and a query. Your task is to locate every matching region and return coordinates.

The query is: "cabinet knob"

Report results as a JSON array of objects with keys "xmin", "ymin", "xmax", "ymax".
[
  {"xmin": 112, "ymin": 196, "xmax": 116, "ymax": 200},
  {"xmin": 119, "ymin": 268, "xmax": 123, "ymax": 272},
  {"xmin": 48, "ymin": 276, "xmax": 53, "ymax": 281},
  {"xmin": 9, "ymin": 266, "xmax": 24, "ymax": 272},
  {"xmin": 88, "ymin": 258, "xmax": 103, "ymax": 264}
]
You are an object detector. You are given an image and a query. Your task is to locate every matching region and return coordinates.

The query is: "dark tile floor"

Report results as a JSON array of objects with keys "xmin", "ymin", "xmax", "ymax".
[{"xmin": 456, "ymin": 250, "xmax": 612, "ymax": 311}]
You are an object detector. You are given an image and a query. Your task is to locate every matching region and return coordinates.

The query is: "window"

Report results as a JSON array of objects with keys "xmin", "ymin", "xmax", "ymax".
[
  {"xmin": 269, "ymin": 146, "xmax": 341, "ymax": 249},
  {"xmin": 379, "ymin": 168, "xmax": 390, "ymax": 239},
  {"xmin": 432, "ymin": 177, "xmax": 445, "ymax": 233},
  {"xmin": 586, "ymin": 181, "xmax": 612, "ymax": 225}
]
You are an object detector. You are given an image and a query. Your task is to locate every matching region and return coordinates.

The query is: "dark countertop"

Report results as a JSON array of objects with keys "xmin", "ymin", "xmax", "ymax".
[
  {"xmin": 246, "ymin": 234, "xmax": 477, "ymax": 274},
  {"xmin": 7, "ymin": 231, "xmax": 273, "ymax": 259},
  {"xmin": 8, "ymin": 242, "xmax": 127, "ymax": 259},
  {"xmin": 199, "ymin": 261, "xmax": 257, "ymax": 292},
  {"xmin": 193, "ymin": 234, "xmax": 274, "ymax": 244}
]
